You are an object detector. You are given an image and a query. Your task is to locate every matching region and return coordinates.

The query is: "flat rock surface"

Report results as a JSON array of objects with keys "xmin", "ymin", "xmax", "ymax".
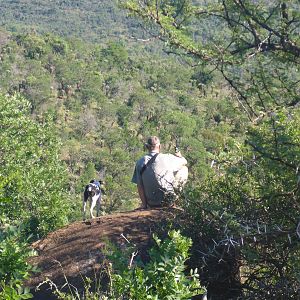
[{"xmin": 28, "ymin": 208, "xmax": 182, "ymax": 299}]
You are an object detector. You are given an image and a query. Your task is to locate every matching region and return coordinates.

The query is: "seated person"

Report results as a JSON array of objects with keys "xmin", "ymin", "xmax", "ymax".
[{"xmin": 132, "ymin": 136, "xmax": 188, "ymax": 208}]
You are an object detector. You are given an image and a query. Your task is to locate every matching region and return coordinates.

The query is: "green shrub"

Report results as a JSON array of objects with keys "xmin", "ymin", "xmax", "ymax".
[
  {"xmin": 0, "ymin": 222, "xmax": 37, "ymax": 299},
  {"xmin": 0, "ymin": 93, "xmax": 71, "ymax": 237},
  {"xmin": 110, "ymin": 230, "xmax": 205, "ymax": 300}
]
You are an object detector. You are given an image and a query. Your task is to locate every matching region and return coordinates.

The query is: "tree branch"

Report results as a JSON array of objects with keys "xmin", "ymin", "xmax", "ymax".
[{"xmin": 246, "ymin": 140, "xmax": 297, "ymax": 170}]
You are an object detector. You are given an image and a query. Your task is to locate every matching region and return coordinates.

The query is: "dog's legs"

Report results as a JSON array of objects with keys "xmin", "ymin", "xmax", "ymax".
[
  {"xmin": 82, "ymin": 198, "xmax": 87, "ymax": 221},
  {"xmin": 90, "ymin": 195, "xmax": 98, "ymax": 219},
  {"xmin": 96, "ymin": 195, "xmax": 101, "ymax": 217}
]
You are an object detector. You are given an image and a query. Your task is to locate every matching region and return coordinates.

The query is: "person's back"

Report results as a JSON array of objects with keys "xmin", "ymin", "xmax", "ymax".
[
  {"xmin": 142, "ymin": 153, "xmax": 187, "ymax": 206},
  {"xmin": 132, "ymin": 136, "xmax": 188, "ymax": 208}
]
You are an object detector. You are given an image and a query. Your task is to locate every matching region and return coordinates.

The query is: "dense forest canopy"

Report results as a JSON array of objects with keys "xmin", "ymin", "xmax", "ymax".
[
  {"xmin": 0, "ymin": 0, "xmax": 142, "ymax": 43},
  {"xmin": 0, "ymin": 0, "xmax": 300, "ymax": 299}
]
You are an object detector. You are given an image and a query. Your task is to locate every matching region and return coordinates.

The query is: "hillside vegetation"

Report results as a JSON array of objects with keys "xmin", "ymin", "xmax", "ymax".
[
  {"xmin": 0, "ymin": 28, "xmax": 237, "ymax": 212},
  {"xmin": 0, "ymin": 0, "xmax": 141, "ymax": 43},
  {"xmin": 0, "ymin": 0, "xmax": 300, "ymax": 299}
]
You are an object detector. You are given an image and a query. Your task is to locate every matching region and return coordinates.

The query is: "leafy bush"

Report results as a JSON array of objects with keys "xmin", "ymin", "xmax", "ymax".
[
  {"xmin": 110, "ymin": 230, "xmax": 205, "ymax": 299},
  {"xmin": 0, "ymin": 93, "xmax": 71, "ymax": 237},
  {"xmin": 0, "ymin": 222, "xmax": 37, "ymax": 299},
  {"xmin": 185, "ymin": 108, "xmax": 300, "ymax": 298}
]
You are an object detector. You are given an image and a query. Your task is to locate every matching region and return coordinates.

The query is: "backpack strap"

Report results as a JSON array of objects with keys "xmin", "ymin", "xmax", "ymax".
[{"xmin": 140, "ymin": 153, "xmax": 159, "ymax": 176}]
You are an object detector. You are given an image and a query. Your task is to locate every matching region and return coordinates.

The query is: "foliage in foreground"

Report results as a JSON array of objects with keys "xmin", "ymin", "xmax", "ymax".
[
  {"xmin": 109, "ymin": 230, "xmax": 205, "ymax": 299},
  {"xmin": 0, "ymin": 92, "xmax": 73, "ymax": 298},
  {"xmin": 0, "ymin": 93, "xmax": 71, "ymax": 238},
  {"xmin": 185, "ymin": 108, "xmax": 300, "ymax": 298},
  {"xmin": 0, "ymin": 222, "xmax": 37, "ymax": 300}
]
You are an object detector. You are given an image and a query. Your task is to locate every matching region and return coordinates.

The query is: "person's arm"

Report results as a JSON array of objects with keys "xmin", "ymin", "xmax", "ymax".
[
  {"xmin": 175, "ymin": 151, "xmax": 183, "ymax": 158},
  {"xmin": 174, "ymin": 151, "xmax": 187, "ymax": 166},
  {"xmin": 137, "ymin": 184, "xmax": 148, "ymax": 209},
  {"xmin": 132, "ymin": 162, "xmax": 148, "ymax": 209}
]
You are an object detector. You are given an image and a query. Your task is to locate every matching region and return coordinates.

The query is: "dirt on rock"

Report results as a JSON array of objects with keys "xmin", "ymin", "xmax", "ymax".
[{"xmin": 28, "ymin": 208, "xmax": 183, "ymax": 299}]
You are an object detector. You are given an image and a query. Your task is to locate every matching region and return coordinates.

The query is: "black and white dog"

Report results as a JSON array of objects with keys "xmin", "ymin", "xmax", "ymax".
[{"xmin": 82, "ymin": 181, "xmax": 101, "ymax": 220}]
